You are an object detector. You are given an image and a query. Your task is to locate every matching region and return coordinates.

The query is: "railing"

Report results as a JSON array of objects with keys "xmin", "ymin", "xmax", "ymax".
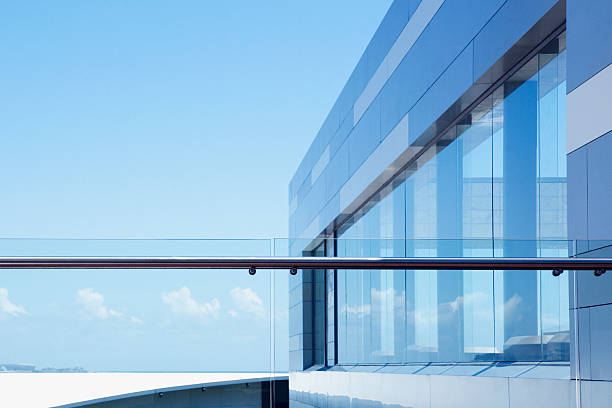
[
  {"xmin": 0, "ymin": 256, "xmax": 610, "ymax": 274},
  {"xmin": 4, "ymin": 239, "xmax": 610, "ymax": 407},
  {"xmin": 1, "ymin": 238, "xmax": 610, "ymax": 376}
]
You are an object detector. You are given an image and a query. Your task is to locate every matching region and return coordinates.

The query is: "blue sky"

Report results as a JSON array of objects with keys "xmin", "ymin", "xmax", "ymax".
[
  {"xmin": 0, "ymin": 0, "xmax": 391, "ymax": 239},
  {"xmin": 0, "ymin": 1, "xmax": 392, "ymax": 371}
]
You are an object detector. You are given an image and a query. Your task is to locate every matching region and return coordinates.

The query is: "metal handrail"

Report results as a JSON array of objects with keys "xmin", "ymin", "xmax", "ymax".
[{"xmin": 0, "ymin": 257, "xmax": 609, "ymax": 276}]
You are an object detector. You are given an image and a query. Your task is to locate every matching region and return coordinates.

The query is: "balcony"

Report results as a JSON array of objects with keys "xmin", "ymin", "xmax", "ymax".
[{"xmin": 0, "ymin": 238, "xmax": 609, "ymax": 407}]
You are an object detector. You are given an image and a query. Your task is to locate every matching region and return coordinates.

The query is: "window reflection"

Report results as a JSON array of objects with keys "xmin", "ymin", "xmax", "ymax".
[{"xmin": 334, "ymin": 32, "xmax": 568, "ymax": 365}]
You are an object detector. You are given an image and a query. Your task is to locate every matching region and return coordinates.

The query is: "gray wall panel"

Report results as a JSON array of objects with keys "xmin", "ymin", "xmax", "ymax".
[
  {"xmin": 290, "ymin": 370, "xmax": 576, "ymax": 408},
  {"xmin": 576, "ymin": 269, "xmax": 612, "ymax": 310},
  {"xmin": 567, "ymin": 0, "xmax": 612, "ymax": 92},
  {"xmin": 429, "ymin": 376, "xmax": 508, "ymax": 408},
  {"xmin": 586, "ymin": 131, "xmax": 612, "ymax": 240},
  {"xmin": 325, "ymin": 142, "xmax": 349, "ymax": 199},
  {"xmin": 579, "ymin": 380, "xmax": 612, "ymax": 408},
  {"xmin": 289, "ymin": 0, "xmax": 417, "ymax": 200},
  {"xmin": 576, "ymin": 308, "xmax": 591, "ymax": 380},
  {"xmin": 589, "ymin": 304, "xmax": 612, "ymax": 381},
  {"xmin": 567, "ymin": 147, "xmax": 589, "ymax": 240},
  {"xmin": 394, "ymin": 0, "xmax": 506, "ymax": 147},
  {"xmin": 290, "ymin": 0, "xmax": 565, "ymax": 240},
  {"xmin": 473, "ymin": 0, "xmax": 560, "ymax": 81},
  {"xmin": 348, "ymin": 100, "xmax": 381, "ymax": 175},
  {"xmin": 508, "ymin": 378, "xmax": 571, "ymax": 408},
  {"xmin": 408, "ymin": 41, "xmax": 474, "ymax": 142}
]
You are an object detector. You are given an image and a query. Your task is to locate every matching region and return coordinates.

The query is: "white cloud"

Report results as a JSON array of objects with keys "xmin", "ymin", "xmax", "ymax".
[
  {"xmin": 447, "ymin": 291, "xmax": 489, "ymax": 313},
  {"xmin": 413, "ymin": 308, "xmax": 437, "ymax": 326},
  {"xmin": 76, "ymin": 288, "xmax": 121, "ymax": 320},
  {"xmin": 0, "ymin": 288, "xmax": 26, "ymax": 317},
  {"xmin": 339, "ymin": 288, "xmax": 405, "ymax": 319},
  {"xmin": 504, "ymin": 293, "xmax": 522, "ymax": 313},
  {"xmin": 502, "ymin": 294, "xmax": 523, "ymax": 323},
  {"xmin": 162, "ymin": 286, "xmax": 220, "ymax": 319},
  {"xmin": 371, "ymin": 287, "xmax": 406, "ymax": 310},
  {"xmin": 230, "ymin": 287, "xmax": 265, "ymax": 318},
  {"xmin": 341, "ymin": 303, "xmax": 371, "ymax": 318},
  {"xmin": 130, "ymin": 316, "xmax": 143, "ymax": 324}
]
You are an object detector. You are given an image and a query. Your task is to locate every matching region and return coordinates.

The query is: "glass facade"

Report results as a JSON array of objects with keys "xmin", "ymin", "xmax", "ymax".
[{"xmin": 330, "ymin": 32, "xmax": 568, "ymax": 365}]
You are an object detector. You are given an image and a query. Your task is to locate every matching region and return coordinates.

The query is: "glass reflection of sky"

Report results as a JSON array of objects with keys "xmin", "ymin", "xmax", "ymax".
[{"xmin": 336, "ymin": 33, "xmax": 568, "ymax": 365}]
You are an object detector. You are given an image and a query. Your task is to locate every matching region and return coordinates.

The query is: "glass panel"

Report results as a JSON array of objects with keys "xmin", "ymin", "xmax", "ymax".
[
  {"xmin": 305, "ymin": 239, "xmax": 570, "ymax": 366},
  {"xmin": 312, "ymin": 244, "xmax": 326, "ymax": 367},
  {"xmin": 336, "ymin": 182, "xmax": 406, "ymax": 364},
  {"xmin": 326, "ymin": 31, "xmax": 568, "ymax": 366},
  {"xmin": 537, "ymin": 36, "xmax": 569, "ymax": 362},
  {"xmin": 0, "ymin": 239, "xmax": 279, "ymax": 374}
]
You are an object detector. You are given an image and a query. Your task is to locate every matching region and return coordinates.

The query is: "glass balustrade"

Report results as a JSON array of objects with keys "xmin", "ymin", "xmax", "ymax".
[
  {"xmin": 1, "ymin": 237, "xmax": 608, "ymax": 379},
  {"xmin": 278, "ymin": 238, "xmax": 586, "ymax": 370},
  {"xmin": 0, "ymin": 239, "xmax": 287, "ymax": 377}
]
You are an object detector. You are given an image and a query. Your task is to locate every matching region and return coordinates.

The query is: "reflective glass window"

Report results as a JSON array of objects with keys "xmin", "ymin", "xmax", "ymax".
[{"xmin": 332, "ymin": 32, "xmax": 568, "ymax": 365}]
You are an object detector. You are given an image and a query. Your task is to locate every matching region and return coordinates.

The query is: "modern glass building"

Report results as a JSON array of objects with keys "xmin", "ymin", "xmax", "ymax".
[{"xmin": 289, "ymin": 0, "xmax": 612, "ymax": 406}]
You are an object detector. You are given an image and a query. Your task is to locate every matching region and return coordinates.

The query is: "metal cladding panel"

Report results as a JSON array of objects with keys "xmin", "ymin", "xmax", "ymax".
[
  {"xmin": 589, "ymin": 304, "xmax": 612, "ymax": 381},
  {"xmin": 429, "ymin": 376, "xmax": 509, "ymax": 408},
  {"xmin": 290, "ymin": 0, "xmax": 567, "ymax": 243},
  {"xmin": 567, "ymin": 147, "xmax": 589, "ymax": 240},
  {"xmin": 586, "ymin": 131, "xmax": 612, "ymax": 240},
  {"xmin": 348, "ymin": 100, "xmax": 381, "ymax": 175},
  {"xmin": 288, "ymin": 0, "xmax": 415, "ymax": 200},
  {"xmin": 576, "ymin": 246, "xmax": 612, "ymax": 308},
  {"xmin": 325, "ymin": 144, "xmax": 349, "ymax": 201},
  {"xmin": 319, "ymin": 193, "xmax": 340, "ymax": 235},
  {"xmin": 329, "ymin": 111, "xmax": 353, "ymax": 159},
  {"xmin": 508, "ymin": 378, "xmax": 571, "ymax": 408},
  {"xmin": 567, "ymin": 0, "xmax": 612, "ymax": 92},
  {"xmin": 291, "ymin": 0, "xmax": 505, "ymax": 238},
  {"xmin": 408, "ymin": 41, "xmax": 474, "ymax": 142},
  {"xmin": 390, "ymin": 0, "xmax": 507, "ymax": 147},
  {"xmin": 289, "ymin": 371, "xmax": 574, "ymax": 408},
  {"xmin": 578, "ymin": 380, "xmax": 612, "ymax": 408},
  {"xmin": 567, "ymin": 65, "xmax": 612, "ymax": 153},
  {"xmin": 363, "ymin": 0, "xmax": 416, "ymax": 80},
  {"xmin": 569, "ymin": 308, "xmax": 592, "ymax": 380},
  {"xmin": 473, "ymin": 0, "xmax": 561, "ymax": 81}
]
